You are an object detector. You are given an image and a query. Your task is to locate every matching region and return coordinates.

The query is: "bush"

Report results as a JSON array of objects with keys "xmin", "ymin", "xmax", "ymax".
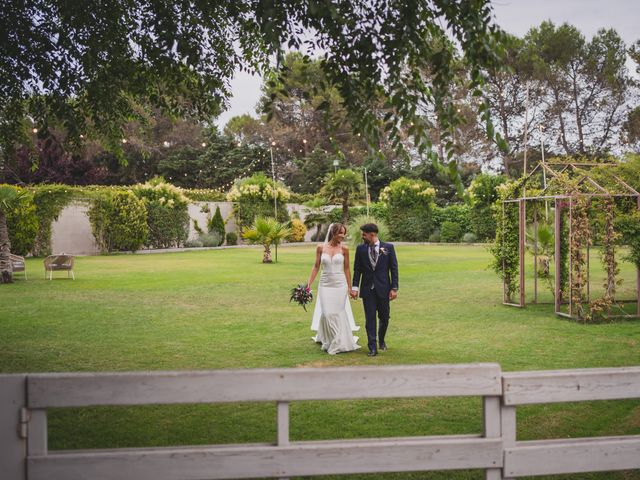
[
  {"xmin": 463, "ymin": 232, "xmax": 477, "ymax": 243},
  {"xmin": 288, "ymin": 218, "xmax": 307, "ymax": 242},
  {"xmin": 132, "ymin": 180, "xmax": 190, "ymax": 249},
  {"xmin": 380, "ymin": 177, "xmax": 435, "ymax": 241},
  {"xmin": 31, "ymin": 185, "xmax": 75, "ymax": 256},
  {"xmin": 225, "ymin": 231, "xmax": 238, "ymax": 245},
  {"xmin": 428, "ymin": 230, "xmax": 441, "ymax": 242},
  {"xmin": 198, "ymin": 232, "xmax": 223, "ymax": 247},
  {"xmin": 3, "ymin": 186, "xmax": 38, "ymax": 256},
  {"xmin": 227, "ymin": 173, "xmax": 291, "ymax": 229},
  {"xmin": 433, "ymin": 204, "xmax": 471, "ymax": 233},
  {"xmin": 88, "ymin": 191, "xmax": 148, "ymax": 252},
  {"xmin": 440, "ymin": 221, "xmax": 462, "ymax": 243},
  {"xmin": 469, "ymin": 206, "xmax": 496, "ymax": 241},
  {"xmin": 209, "ymin": 205, "xmax": 226, "ymax": 240},
  {"xmin": 347, "ymin": 214, "xmax": 390, "ymax": 250},
  {"xmin": 184, "ymin": 239, "xmax": 204, "ymax": 248}
]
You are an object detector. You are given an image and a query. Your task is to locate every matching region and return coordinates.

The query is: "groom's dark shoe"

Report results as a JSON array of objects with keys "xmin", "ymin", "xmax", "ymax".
[
  {"xmin": 379, "ymin": 343, "xmax": 387, "ymax": 352},
  {"xmin": 367, "ymin": 349, "xmax": 377, "ymax": 357}
]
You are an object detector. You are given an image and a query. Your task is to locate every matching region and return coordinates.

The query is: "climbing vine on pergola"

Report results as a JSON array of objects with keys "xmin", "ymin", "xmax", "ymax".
[{"xmin": 492, "ymin": 161, "xmax": 640, "ymax": 322}]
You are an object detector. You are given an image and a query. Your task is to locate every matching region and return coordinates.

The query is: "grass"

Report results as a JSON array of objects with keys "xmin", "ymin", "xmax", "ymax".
[{"xmin": 1, "ymin": 244, "xmax": 639, "ymax": 479}]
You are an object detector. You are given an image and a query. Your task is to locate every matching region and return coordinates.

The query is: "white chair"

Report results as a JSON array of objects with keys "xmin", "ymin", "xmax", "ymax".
[
  {"xmin": 44, "ymin": 254, "xmax": 75, "ymax": 280},
  {"xmin": 10, "ymin": 254, "xmax": 27, "ymax": 280}
]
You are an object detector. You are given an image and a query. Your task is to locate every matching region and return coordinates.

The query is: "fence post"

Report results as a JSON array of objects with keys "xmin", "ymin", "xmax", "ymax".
[
  {"xmin": 500, "ymin": 404, "xmax": 517, "ymax": 480},
  {"xmin": 0, "ymin": 374, "xmax": 27, "ymax": 480},
  {"xmin": 483, "ymin": 396, "xmax": 502, "ymax": 480}
]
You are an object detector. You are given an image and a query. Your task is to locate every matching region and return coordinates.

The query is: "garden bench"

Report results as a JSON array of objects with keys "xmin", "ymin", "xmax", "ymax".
[{"xmin": 43, "ymin": 254, "xmax": 75, "ymax": 280}]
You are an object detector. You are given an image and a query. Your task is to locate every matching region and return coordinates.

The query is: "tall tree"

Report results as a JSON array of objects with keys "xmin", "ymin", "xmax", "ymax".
[
  {"xmin": 1, "ymin": 1, "xmax": 504, "ymax": 166},
  {"xmin": 321, "ymin": 169, "xmax": 364, "ymax": 223},
  {"xmin": 524, "ymin": 22, "xmax": 632, "ymax": 156},
  {"xmin": 483, "ymin": 34, "xmax": 543, "ymax": 176}
]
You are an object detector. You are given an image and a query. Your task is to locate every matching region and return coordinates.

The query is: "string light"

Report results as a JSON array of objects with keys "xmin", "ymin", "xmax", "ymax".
[
  {"xmin": 122, "ymin": 138, "xmax": 127, "ymax": 144},
  {"xmin": 32, "ymin": 127, "xmax": 38, "ymax": 133}
]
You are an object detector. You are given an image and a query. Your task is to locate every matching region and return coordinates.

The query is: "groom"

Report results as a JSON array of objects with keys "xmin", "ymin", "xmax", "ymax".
[{"xmin": 350, "ymin": 223, "xmax": 399, "ymax": 357}]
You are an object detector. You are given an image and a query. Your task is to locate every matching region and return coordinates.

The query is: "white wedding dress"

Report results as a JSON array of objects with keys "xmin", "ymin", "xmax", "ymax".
[{"xmin": 311, "ymin": 251, "xmax": 360, "ymax": 354}]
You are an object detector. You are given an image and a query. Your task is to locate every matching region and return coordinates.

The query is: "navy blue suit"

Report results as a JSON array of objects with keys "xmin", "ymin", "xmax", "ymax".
[{"xmin": 352, "ymin": 242, "xmax": 399, "ymax": 352}]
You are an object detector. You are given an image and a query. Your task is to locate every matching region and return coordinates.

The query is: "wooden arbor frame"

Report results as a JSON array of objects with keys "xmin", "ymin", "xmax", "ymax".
[{"xmin": 501, "ymin": 161, "xmax": 640, "ymax": 320}]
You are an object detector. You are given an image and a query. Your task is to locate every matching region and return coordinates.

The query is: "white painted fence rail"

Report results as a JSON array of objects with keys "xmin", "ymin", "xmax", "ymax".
[{"xmin": 1, "ymin": 364, "xmax": 639, "ymax": 480}]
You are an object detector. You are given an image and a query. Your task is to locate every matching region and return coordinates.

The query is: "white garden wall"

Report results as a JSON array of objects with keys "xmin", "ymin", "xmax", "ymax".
[{"xmin": 49, "ymin": 201, "xmax": 317, "ymax": 255}]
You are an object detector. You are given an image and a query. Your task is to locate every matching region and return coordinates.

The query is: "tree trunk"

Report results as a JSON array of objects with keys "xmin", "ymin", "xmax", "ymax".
[
  {"xmin": 0, "ymin": 211, "xmax": 13, "ymax": 284},
  {"xmin": 262, "ymin": 244, "xmax": 273, "ymax": 263},
  {"xmin": 342, "ymin": 199, "xmax": 349, "ymax": 224}
]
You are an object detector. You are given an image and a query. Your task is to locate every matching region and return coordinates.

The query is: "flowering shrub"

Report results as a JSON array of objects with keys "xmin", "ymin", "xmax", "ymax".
[
  {"xmin": 227, "ymin": 173, "xmax": 291, "ymax": 229},
  {"xmin": 380, "ymin": 177, "xmax": 435, "ymax": 241},
  {"xmin": 132, "ymin": 178, "xmax": 190, "ymax": 248},
  {"xmin": 288, "ymin": 218, "xmax": 307, "ymax": 242},
  {"xmin": 88, "ymin": 191, "xmax": 148, "ymax": 252}
]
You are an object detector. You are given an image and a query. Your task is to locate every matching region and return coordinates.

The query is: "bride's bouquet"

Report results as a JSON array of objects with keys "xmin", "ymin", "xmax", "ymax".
[{"xmin": 290, "ymin": 284, "xmax": 313, "ymax": 311}]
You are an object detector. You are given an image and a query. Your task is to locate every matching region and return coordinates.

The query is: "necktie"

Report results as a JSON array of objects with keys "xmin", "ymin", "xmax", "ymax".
[{"xmin": 370, "ymin": 244, "xmax": 378, "ymax": 264}]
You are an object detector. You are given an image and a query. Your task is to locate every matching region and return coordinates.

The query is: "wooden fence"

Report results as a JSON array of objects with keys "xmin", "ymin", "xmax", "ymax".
[{"xmin": 1, "ymin": 364, "xmax": 639, "ymax": 480}]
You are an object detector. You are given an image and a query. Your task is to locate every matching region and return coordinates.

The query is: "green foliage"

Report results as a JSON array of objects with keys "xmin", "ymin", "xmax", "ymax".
[
  {"xmin": 228, "ymin": 173, "xmax": 291, "ymax": 229},
  {"xmin": 88, "ymin": 191, "xmax": 148, "ymax": 253},
  {"xmin": 440, "ymin": 221, "xmax": 463, "ymax": 243},
  {"xmin": 225, "ymin": 231, "xmax": 238, "ymax": 246},
  {"xmin": 198, "ymin": 232, "xmax": 223, "ymax": 247},
  {"xmin": 31, "ymin": 185, "xmax": 75, "ymax": 256},
  {"xmin": 428, "ymin": 230, "xmax": 441, "ymax": 242},
  {"xmin": 469, "ymin": 206, "xmax": 497, "ymax": 241},
  {"xmin": 132, "ymin": 180, "xmax": 190, "ymax": 249},
  {"xmin": 467, "ymin": 174, "xmax": 508, "ymax": 207},
  {"xmin": 287, "ymin": 218, "xmax": 307, "ymax": 242},
  {"xmin": 462, "ymin": 232, "xmax": 477, "ymax": 244},
  {"xmin": 380, "ymin": 177, "xmax": 435, "ymax": 241},
  {"xmin": 467, "ymin": 174, "xmax": 507, "ymax": 240},
  {"xmin": 209, "ymin": 206, "xmax": 226, "ymax": 240},
  {"xmin": 242, "ymin": 217, "xmax": 291, "ymax": 263},
  {"xmin": 615, "ymin": 211, "xmax": 640, "ymax": 268},
  {"xmin": 321, "ymin": 169, "xmax": 364, "ymax": 223},
  {"xmin": 347, "ymin": 213, "xmax": 390, "ymax": 250},
  {"xmin": 433, "ymin": 204, "xmax": 471, "ymax": 234},
  {"xmin": 3, "ymin": 1, "xmax": 505, "ymax": 186},
  {"xmin": 2, "ymin": 185, "xmax": 38, "ymax": 256},
  {"xmin": 489, "ymin": 180, "xmax": 521, "ymax": 303}
]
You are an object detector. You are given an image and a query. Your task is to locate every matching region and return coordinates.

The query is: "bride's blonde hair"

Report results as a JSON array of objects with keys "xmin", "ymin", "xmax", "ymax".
[{"xmin": 327, "ymin": 223, "xmax": 346, "ymax": 243}]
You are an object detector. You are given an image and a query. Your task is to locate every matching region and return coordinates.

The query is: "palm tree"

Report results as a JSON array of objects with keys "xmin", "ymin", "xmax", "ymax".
[
  {"xmin": 242, "ymin": 217, "xmax": 291, "ymax": 263},
  {"xmin": 321, "ymin": 169, "xmax": 364, "ymax": 224},
  {"xmin": 525, "ymin": 221, "xmax": 554, "ymax": 277},
  {"xmin": 0, "ymin": 185, "xmax": 28, "ymax": 284},
  {"xmin": 302, "ymin": 209, "xmax": 331, "ymax": 242}
]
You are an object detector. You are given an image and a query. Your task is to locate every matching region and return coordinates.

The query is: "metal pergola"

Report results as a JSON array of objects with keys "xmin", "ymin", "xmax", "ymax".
[{"xmin": 501, "ymin": 161, "xmax": 640, "ymax": 320}]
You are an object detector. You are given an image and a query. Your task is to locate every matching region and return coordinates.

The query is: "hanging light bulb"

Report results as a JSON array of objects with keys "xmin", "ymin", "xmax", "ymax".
[
  {"xmin": 32, "ymin": 127, "xmax": 38, "ymax": 133},
  {"xmin": 122, "ymin": 138, "xmax": 127, "ymax": 144}
]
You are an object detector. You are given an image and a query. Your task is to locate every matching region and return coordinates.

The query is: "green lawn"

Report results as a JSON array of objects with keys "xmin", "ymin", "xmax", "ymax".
[{"xmin": 1, "ymin": 245, "xmax": 639, "ymax": 480}]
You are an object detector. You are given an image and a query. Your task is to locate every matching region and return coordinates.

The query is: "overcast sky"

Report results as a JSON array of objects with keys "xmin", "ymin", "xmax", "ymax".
[{"xmin": 215, "ymin": 0, "xmax": 640, "ymax": 129}]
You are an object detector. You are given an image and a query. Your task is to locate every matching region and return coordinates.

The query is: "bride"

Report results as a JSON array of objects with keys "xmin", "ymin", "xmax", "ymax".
[{"xmin": 307, "ymin": 223, "xmax": 360, "ymax": 354}]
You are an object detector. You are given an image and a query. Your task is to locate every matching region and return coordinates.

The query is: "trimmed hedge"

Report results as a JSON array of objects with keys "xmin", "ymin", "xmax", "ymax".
[{"xmin": 88, "ymin": 191, "xmax": 148, "ymax": 252}]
